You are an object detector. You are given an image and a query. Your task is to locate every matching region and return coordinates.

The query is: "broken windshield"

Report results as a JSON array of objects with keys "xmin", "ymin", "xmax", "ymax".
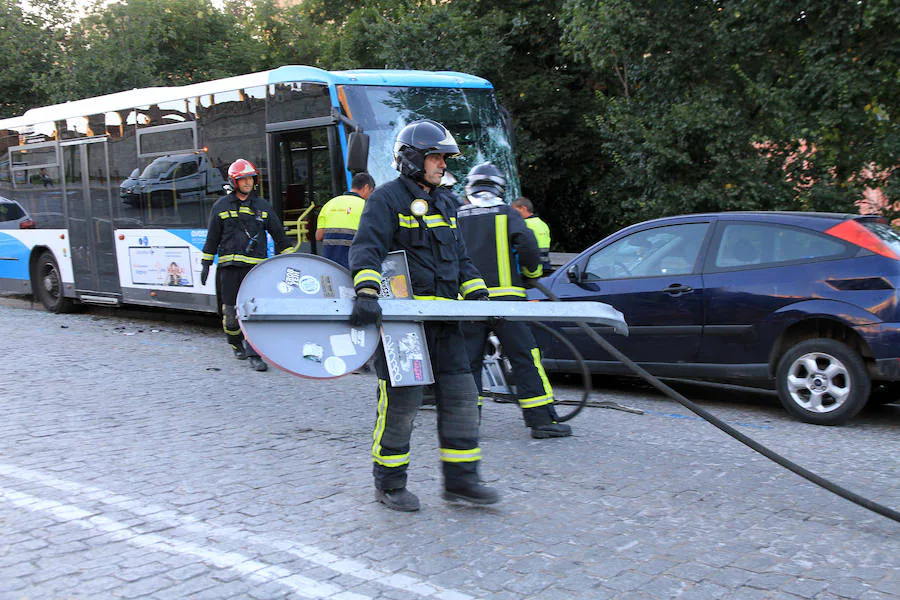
[{"xmin": 340, "ymin": 85, "xmax": 519, "ymax": 202}]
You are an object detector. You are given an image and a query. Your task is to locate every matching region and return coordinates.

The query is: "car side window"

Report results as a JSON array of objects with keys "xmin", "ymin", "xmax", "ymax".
[
  {"xmin": 714, "ymin": 223, "xmax": 847, "ymax": 269},
  {"xmin": 584, "ymin": 223, "xmax": 710, "ymax": 281}
]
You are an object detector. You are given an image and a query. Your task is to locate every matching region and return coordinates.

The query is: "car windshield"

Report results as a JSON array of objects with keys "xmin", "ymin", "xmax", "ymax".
[
  {"xmin": 339, "ymin": 85, "xmax": 519, "ymax": 201},
  {"xmin": 140, "ymin": 158, "xmax": 177, "ymax": 179},
  {"xmin": 861, "ymin": 221, "xmax": 900, "ymax": 257}
]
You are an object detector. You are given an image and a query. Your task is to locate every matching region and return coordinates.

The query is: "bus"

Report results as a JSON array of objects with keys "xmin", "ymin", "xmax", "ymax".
[{"xmin": 0, "ymin": 65, "xmax": 519, "ymax": 313}]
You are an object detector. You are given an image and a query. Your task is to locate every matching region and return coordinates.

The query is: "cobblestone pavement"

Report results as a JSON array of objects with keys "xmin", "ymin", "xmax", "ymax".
[{"xmin": 1, "ymin": 298, "xmax": 899, "ymax": 599}]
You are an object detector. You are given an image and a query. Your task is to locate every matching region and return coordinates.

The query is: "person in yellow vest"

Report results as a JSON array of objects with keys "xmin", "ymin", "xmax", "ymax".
[
  {"xmin": 512, "ymin": 196, "xmax": 552, "ymax": 273},
  {"xmin": 315, "ymin": 172, "xmax": 376, "ymax": 269}
]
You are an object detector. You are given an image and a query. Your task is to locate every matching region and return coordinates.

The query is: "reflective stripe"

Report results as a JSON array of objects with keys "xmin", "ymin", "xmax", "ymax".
[
  {"xmin": 411, "ymin": 294, "xmax": 454, "ymax": 300},
  {"xmin": 278, "ymin": 247, "xmax": 294, "ymax": 255},
  {"xmin": 201, "ymin": 252, "xmax": 215, "ymax": 261},
  {"xmin": 372, "ymin": 379, "xmax": 411, "ymax": 468},
  {"xmin": 398, "ymin": 215, "xmax": 419, "ymax": 228},
  {"xmin": 423, "ymin": 214, "xmax": 451, "ymax": 228},
  {"xmin": 218, "ymin": 254, "xmax": 264, "ymax": 265},
  {"xmin": 460, "ymin": 278, "xmax": 488, "ymax": 297},
  {"xmin": 521, "ymin": 264, "xmax": 543, "ymax": 278},
  {"xmin": 354, "ymin": 269, "xmax": 381, "ymax": 288},
  {"xmin": 488, "ymin": 286, "xmax": 527, "ymax": 298},
  {"xmin": 518, "ymin": 347, "xmax": 554, "ymax": 408},
  {"xmin": 495, "ymin": 214, "xmax": 511, "ymax": 289},
  {"xmin": 440, "ymin": 447, "xmax": 482, "ymax": 463}
]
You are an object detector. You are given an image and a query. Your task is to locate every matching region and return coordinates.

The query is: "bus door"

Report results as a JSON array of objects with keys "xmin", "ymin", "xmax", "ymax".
[
  {"xmin": 267, "ymin": 121, "xmax": 345, "ymax": 254},
  {"xmin": 61, "ymin": 138, "xmax": 120, "ymax": 301}
]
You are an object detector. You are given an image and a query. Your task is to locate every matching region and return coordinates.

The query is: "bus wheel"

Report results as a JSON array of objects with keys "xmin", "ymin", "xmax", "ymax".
[{"xmin": 35, "ymin": 251, "xmax": 75, "ymax": 313}]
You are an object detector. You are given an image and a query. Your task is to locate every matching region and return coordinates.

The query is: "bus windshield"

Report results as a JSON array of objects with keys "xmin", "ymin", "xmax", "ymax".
[{"xmin": 340, "ymin": 85, "xmax": 519, "ymax": 201}]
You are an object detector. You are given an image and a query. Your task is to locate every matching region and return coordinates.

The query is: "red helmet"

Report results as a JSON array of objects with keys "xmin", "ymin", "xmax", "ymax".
[{"xmin": 227, "ymin": 159, "xmax": 258, "ymax": 187}]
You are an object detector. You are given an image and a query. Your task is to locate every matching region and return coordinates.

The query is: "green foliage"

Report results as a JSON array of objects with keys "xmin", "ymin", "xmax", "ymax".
[{"xmin": 2, "ymin": 0, "xmax": 897, "ymax": 248}]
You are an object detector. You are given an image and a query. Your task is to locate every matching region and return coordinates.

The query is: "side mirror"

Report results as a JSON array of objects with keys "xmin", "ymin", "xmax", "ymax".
[
  {"xmin": 566, "ymin": 264, "xmax": 581, "ymax": 283},
  {"xmin": 346, "ymin": 131, "xmax": 370, "ymax": 173}
]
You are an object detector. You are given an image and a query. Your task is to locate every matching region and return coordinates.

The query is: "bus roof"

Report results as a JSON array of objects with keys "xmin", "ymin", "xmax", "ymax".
[{"xmin": 0, "ymin": 66, "xmax": 494, "ymax": 129}]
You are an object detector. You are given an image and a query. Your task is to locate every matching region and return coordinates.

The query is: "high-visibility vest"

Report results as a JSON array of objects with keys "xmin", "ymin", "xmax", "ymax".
[
  {"xmin": 525, "ymin": 215, "xmax": 551, "ymax": 268},
  {"xmin": 317, "ymin": 193, "xmax": 365, "ymax": 268}
]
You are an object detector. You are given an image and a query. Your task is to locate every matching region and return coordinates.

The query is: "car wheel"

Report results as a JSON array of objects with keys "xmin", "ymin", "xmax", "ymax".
[
  {"xmin": 34, "ymin": 251, "xmax": 75, "ymax": 313},
  {"xmin": 776, "ymin": 338, "xmax": 870, "ymax": 425}
]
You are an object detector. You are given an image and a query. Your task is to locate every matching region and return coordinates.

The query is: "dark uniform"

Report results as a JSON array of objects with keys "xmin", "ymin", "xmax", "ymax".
[
  {"xmin": 458, "ymin": 200, "xmax": 572, "ymax": 436},
  {"xmin": 349, "ymin": 175, "xmax": 491, "ymax": 496},
  {"xmin": 201, "ymin": 191, "xmax": 292, "ymax": 358}
]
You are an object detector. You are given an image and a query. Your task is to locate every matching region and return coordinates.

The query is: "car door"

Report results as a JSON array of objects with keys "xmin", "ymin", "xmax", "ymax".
[
  {"xmin": 697, "ymin": 219, "xmax": 857, "ymax": 380},
  {"xmin": 548, "ymin": 220, "xmax": 712, "ymax": 370}
]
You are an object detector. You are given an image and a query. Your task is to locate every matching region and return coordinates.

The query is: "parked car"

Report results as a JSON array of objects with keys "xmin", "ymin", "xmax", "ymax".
[
  {"xmin": 528, "ymin": 212, "xmax": 900, "ymax": 425},
  {"xmin": 120, "ymin": 152, "xmax": 227, "ymax": 206},
  {"xmin": 0, "ymin": 196, "xmax": 34, "ymax": 229}
]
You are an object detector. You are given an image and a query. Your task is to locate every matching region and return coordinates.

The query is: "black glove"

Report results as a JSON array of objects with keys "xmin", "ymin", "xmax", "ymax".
[
  {"xmin": 200, "ymin": 264, "xmax": 210, "ymax": 286},
  {"xmin": 350, "ymin": 290, "xmax": 382, "ymax": 327},
  {"xmin": 469, "ymin": 289, "xmax": 490, "ymax": 301}
]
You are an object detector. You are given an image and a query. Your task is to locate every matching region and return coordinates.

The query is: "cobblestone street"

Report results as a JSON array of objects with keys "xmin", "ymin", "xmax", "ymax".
[{"xmin": 1, "ymin": 299, "xmax": 899, "ymax": 599}]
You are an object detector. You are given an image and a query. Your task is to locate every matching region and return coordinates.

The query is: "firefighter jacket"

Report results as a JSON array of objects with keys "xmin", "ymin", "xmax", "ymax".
[
  {"xmin": 349, "ymin": 175, "xmax": 487, "ymax": 300},
  {"xmin": 201, "ymin": 191, "xmax": 292, "ymax": 268},
  {"xmin": 524, "ymin": 215, "xmax": 552, "ymax": 271},
  {"xmin": 457, "ymin": 197, "xmax": 543, "ymax": 299},
  {"xmin": 316, "ymin": 192, "xmax": 365, "ymax": 268}
]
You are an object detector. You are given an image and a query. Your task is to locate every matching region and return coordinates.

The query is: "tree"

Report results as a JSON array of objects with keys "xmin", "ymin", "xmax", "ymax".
[
  {"xmin": 562, "ymin": 0, "xmax": 900, "ymax": 228},
  {"xmin": 0, "ymin": 1, "xmax": 53, "ymax": 117}
]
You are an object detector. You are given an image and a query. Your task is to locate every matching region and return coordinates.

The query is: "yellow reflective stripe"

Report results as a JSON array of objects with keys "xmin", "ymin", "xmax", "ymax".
[
  {"xmin": 514, "ymin": 347, "xmax": 555, "ymax": 409},
  {"xmin": 518, "ymin": 394, "xmax": 554, "ymax": 409},
  {"xmin": 201, "ymin": 253, "xmax": 215, "ymax": 261},
  {"xmin": 354, "ymin": 269, "xmax": 382, "ymax": 287},
  {"xmin": 460, "ymin": 278, "xmax": 488, "ymax": 297},
  {"xmin": 488, "ymin": 286, "xmax": 526, "ymax": 298},
  {"xmin": 218, "ymin": 211, "xmax": 231, "ymax": 219},
  {"xmin": 521, "ymin": 264, "xmax": 543, "ymax": 278},
  {"xmin": 372, "ymin": 379, "xmax": 411, "ymax": 467},
  {"xmin": 411, "ymin": 294, "xmax": 454, "ymax": 300},
  {"xmin": 440, "ymin": 447, "xmax": 482, "ymax": 463},
  {"xmin": 223, "ymin": 326, "xmax": 241, "ymax": 335},
  {"xmin": 278, "ymin": 247, "xmax": 294, "ymax": 255},
  {"xmin": 398, "ymin": 215, "xmax": 419, "ymax": 228},
  {"xmin": 495, "ymin": 214, "xmax": 511, "ymax": 288},
  {"xmin": 219, "ymin": 254, "xmax": 264, "ymax": 264},
  {"xmin": 423, "ymin": 214, "xmax": 450, "ymax": 227},
  {"xmin": 450, "ymin": 216, "xmax": 457, "ymax": 228}
]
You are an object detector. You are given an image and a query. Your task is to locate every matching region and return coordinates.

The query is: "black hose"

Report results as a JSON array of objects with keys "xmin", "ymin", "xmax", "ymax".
[
  {"xmin": 530, "ymin": 320, "xmax": 591, "ymax": 422},
  {"xmin": 532, "ymin": 280, "xmax": 900, "ymax": 524}
]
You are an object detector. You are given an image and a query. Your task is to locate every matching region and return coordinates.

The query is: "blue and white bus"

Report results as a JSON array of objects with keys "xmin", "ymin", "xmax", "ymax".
[{"xmin": 0, "ymin": 66, "xmax": 518, "ymax": 313}]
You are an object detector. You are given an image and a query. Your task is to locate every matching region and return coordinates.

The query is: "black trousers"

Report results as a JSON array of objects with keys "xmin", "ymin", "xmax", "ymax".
[
  {"xmin": 462, "ymin": 317, "xmax": 554, "ymax": 411},
  {"xmin": 372, "ymin": 321, "xmax": 482, "ymax": 491},
  {"xmin": 217, "ymin": 266, "xmax": 260, "ymax": 358}
]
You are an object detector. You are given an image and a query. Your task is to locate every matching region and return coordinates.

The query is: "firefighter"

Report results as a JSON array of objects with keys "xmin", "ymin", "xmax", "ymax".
[
  {"xmin": 200, "ymin": 159, "xmax": 293, "ymax": 372},
  {"xmin": 348, "ymin": 119, "xmax": 499, "ymax": 512},
  {"xmin": 315, "ymin": 171, "xmax": 376, "ymax": 269},
  {"xmin": 458, "ymin": 163, "xmax": 572, "ymax": 438},
  {"xmin": 512, "ymin": 196, "xmax": 552, "ymax": 273}
]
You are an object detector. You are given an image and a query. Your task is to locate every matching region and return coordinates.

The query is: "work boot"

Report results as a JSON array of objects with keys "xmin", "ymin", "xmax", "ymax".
[
  {"xmin": 530, "ymin": 422, "xmax": 572, "ymax": 439},
  {"xmin": 248, "ymin": 356, "xmax": 268, "ymax": 372},
  {"xmin": 375, "ymin": 488, "xmax": 420, "ymax": 512},
  {"xmin": 443, "ymin": 482, "xmax": 500, "ymax": 505},
  {"xmin": 233, "ymin": 347, "xmax": 247, "ymax": 360}
]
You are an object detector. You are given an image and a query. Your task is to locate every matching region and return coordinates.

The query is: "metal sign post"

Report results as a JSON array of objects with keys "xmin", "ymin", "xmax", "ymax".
[{"xmin": 237, "ymin": 253, "xmax": 627, "ymax": 382}]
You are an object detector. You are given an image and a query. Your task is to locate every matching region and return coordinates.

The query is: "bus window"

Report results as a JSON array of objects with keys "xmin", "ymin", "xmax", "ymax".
[
  {"xmin": 268, "ymin": 82, "xmax": 332, "ymax": 124},
  {"xmin": 199, "ymin": 86, "xmax": 268, "ymax": 211},
  {"xmin": 9, "ymin": 143, "xmax": 66, "ymax": 228}
]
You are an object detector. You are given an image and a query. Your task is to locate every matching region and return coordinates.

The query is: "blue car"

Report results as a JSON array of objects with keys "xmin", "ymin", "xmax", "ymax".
[{"xmin": 528, "ymin": 212, "xmax": 900, "ymax": 425}]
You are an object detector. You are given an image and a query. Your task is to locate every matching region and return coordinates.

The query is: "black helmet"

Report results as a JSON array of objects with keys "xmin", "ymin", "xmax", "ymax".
[
  {"xmin": 465, "ymin": 162, "xmax": 506, "ymax": 199},
  {"xmin": 393, "ymin": 119, "xmax": 460, "ymax": 180}
]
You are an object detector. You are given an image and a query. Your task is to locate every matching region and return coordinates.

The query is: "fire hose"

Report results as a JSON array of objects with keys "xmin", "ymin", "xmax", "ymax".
[{"xmin": 530, "ymin": 279, "xmax": 900, "ymax": 524}]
